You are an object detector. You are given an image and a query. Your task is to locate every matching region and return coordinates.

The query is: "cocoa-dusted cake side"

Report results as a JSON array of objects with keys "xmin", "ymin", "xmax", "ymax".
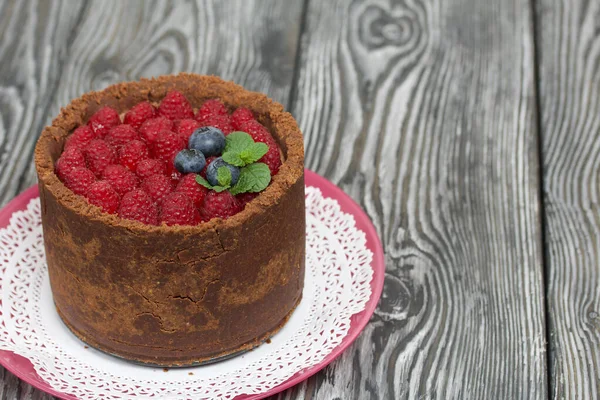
[{"xmin": 34, "ymin": 74, "xmax": 305, "ymax": 366}]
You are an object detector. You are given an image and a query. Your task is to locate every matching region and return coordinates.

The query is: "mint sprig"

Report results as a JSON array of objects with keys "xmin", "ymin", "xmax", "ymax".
[
  {"xmin": 222, "ymin": 132, "xmax": 269, "ymax": 167},
  {"xmin": 229, "ymin": 163, "xmax": 271, "ymax": 195},
  {"xmin": 195, "ymin": 175, "xmax": 229, "ymax": 193}
]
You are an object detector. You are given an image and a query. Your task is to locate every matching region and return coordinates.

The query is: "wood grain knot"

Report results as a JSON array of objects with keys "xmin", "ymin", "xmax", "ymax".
[
  {"xmin": 357, "ymin": 4, "xmax": 418, "ymax": 50},
  {"xmin": 376, "ymin": 271, "xmax": 419, "ymax": 322}
]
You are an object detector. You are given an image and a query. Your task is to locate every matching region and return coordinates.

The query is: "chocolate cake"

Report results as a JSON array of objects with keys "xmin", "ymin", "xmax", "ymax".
[{"xmin": 34, "ymin": 74, "xmax": 305, "ymax": 366}]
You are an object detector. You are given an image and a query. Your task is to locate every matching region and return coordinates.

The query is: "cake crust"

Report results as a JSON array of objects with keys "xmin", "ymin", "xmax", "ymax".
[{"xmin": 35, "ymin": 74, "xmax": 305, "ymax": 366}]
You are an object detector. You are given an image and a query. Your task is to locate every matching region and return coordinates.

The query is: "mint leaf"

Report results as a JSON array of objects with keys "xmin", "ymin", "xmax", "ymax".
[
  {"xmin": 212, "ymin": 185, "xmax": 229, "ymax": 193},
  {"xmin": 217, "ymin": 166, "xmax": 232, "ymax": 187},
  {"xmin": 230, "ymin": 163, "xmax": 271, "ymax": 195},
  {"xmin": 222, "ymin": 151, "xmax": 245, "ymax": 167},
  {"xmin": 225, "ymin": 131, "xmax": 254, "ymax": 154},
  {"xmin": 195, "ymin": 175, "xmax": 213, "ymax": 190},
  {"xmin": 239, "ymin": 142, "xmax": 268, "ymax": 164}
]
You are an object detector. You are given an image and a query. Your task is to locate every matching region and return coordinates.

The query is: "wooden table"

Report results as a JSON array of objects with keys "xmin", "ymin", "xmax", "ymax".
[{"xmin": 0, "ymin": 0, "xmax": 598, "ymax": 398}]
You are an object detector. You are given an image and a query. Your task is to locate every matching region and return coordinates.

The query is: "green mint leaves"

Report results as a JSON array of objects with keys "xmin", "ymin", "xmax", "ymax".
[
  {"xmin": 222, "ymin": 132, "xmax": 269, "ymax": 167},
  {"xmin": 195, "ymin": 131, "xmax": 272, "ymax": 195}
]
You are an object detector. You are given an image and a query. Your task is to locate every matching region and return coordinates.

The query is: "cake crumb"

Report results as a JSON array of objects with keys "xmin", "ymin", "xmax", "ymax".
[
  {"xmin": 163, "ymin": 368, "xmax": 169, "ymax": 372},
  {"xmin": 84, "ymin": 346, "xmax": 89, "ymax": 349},
  {"xmin": 266, "ymin": 338, "xmax": 272, "ymax": 344},
  {"xmin": 188, "ymin": 372, "xmax": 194, "ymax": 376}
]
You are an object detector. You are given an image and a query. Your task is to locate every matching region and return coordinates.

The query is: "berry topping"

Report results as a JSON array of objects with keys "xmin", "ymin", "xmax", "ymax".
[
  {"xmin": 261, "ymin": 144, "xmax": 282, "ymax": 175},
  {"xmin": 151, "ymin": 130, "xmax": 186, "ymax": 162},
  {"xmin": 206, "ymin": 157, "xmax": 240, "ymax": 186},
  {"xmin": 105, "ymin": 124, "xmax": 139, "ymax": 148},
  {"xmin": 124, "ymin": 101, "xmax": 156, "ymax": 130},
  {"xmin": 231, "ymin": 107, "xmax": 254, "ymax": 129},
  {"xmin": 119, "ymin": 140, "xmax": 150, "ymax": 172},
  {"xmin": 55, "ymin": 147, "xmax": 86, "ymax": 181},
  {"xmin": 174, "ymin": 119, "xmax": 201, "ymax": 142},
  {"xmin": 160, "ymin": 192, "xmax": 201, "ymax": 226},
  {"xmin": 158, "ymin": 90, "xmax": 194, "ymax": 120},
  {"xmin": 101, "ymin": 164, "xmax": 139, "ymax": 197},
  {"xmin": 83, "ymin": 139, "xmax": 117, "ymax": 177},
  {"xmin": 237, "ymin": 120, "xmax": 281, "ymax": 174},
  {"xmin": 141, "ymin": 173, "xmax": 173, "ymax": 204},
  {"xmin": 139, "ymin": 117, "xmax": 174, "ymax": 143},
  {"xmin": 200, "ymin": 156, "xmax": 216, "ymax": 178},
  {"xmin": 176, "ymin": 174, "xmax": 208, "ymax": 208},
  {"xmin": 65, "ymin": 126, "xmax": 95, "ymax": 151},
  {"xmin": 197, "ymin": 114, "xmax": 233, "ymax": 135},
  {"xmin": 188, "ymin": 126, "xmax": 226, "ymax": 157},
  {"xmin": 119, "ymin": 189, "xmax": 158, "ymax": 225},
  {"xmin": 85, "ymin": 181, "xmax": 120, "ymax": 214},
  {"xmin": 87, "ymin": 106, "xmax": 120, "ymax": 138},
  {"xmin": 174, "ymin": 149, "xmax": 206, "ymax": 174},
  {"xmin": 197, "ymin": 99, "xmax": 228, "ymax": 119},
  {"xmin": 136, "ymin": 158, "xmax": 167, "ymax": 180},
  {"xmin": 236, "ymin": 192, "xmax": 258, "ymax": 207},
  {"xmin": 168, "ymin": 169, "xmax": 183, "ymax": 186},
  {"xmin": 62, "ymin": 167, "xmax": 96, "ymax": 196},
  {"xmin": 201, "ymin": 190, "xmax": 242, "ymax": 220}
]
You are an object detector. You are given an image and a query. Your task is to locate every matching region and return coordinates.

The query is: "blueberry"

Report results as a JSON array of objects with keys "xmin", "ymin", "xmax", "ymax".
[
  {"xmin": 174, "ymin": 149, "xmax": 206, "ymax": 174},
  {"xmin": 189, "ymin": 126, "xmax": 226, "ymax": 157},
  {"xmin": 206, "ymin": 157, "xmax": 240, "ymax": 186}
]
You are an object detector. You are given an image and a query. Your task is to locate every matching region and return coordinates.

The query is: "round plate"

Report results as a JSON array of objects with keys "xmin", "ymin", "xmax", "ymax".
[{"xmin": 0, "ymin": 170, "xmax": 384, "ymax": 399}]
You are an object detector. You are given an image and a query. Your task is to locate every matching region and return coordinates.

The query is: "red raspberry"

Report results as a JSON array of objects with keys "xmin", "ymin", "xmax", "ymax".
[
  {"xmin": 105, "ymin": 124, "xmax": 139, "ymax": 148},
  {"xmin": 102, "ymin": 164, "xmax": 139, "ymax": 197},
  {"xmin": 197, "ymin": 99, "xmax": 228, "ymax": 119},
  {"xmin": 136, "ymin": 159, "xmax": 167, "ymax": 180},
  {"xmin": 141, "ymin": 173, "xmax": 173, "ymax": 204},
  {"xmin": 83, "ymin": 139, "xmax": 117, "ymax": 177},
  {"xmin": 174, "ymin": 119, "xmax": 201, "ymax": 143},
  {"xmin": 65, "ymin": 126, "xmax": 94, "ymax": 151},
  {"xmin": 139, "ymin": 117, "xmax": 174, "ymax": 143},
  {"xmin": 55, "ymin": 147, "xmax": 86, "ymax": 181},
  {"xmin": 176, "ymin": 174, "xmax": 208, "ymax": 208},
  {"xmin": 201, "ymin": 190, "xmax": 242, "ymax": 220},
  {"xmin": 119, "ymin": 189, "xmax": 158, "ymax": 225},
  {"xmin": 261, "ymin": 144, "xmax": 282, "ymax": 175},
  {"xmin": 151, "ymin": 130, "xmax": 186, "ymax": 162},
  {"xmin": 169, "ymin": 169, "xmax": 183, "ymax": 187},
  {"xmin": 62, "ymin": 167, "xmax": 96, "ymax": 196},
  {"xmin": 197, "ymin": 114, "xmax": 233, "ymax": 134},
  {"xmin": 118, "ymin": 140, "xmax": 150, "ymax": 172},
  {"xmin": 236, "ymin": 192, "xmax": 258, "ymax": 207},
  {"xmin": 159, "ymin": 192, "xmax": 201, "ymax": 226},
  {"xmin": 85, "ymin": 181, "xmax": 120, "ymax": 214},
  {"xmin": 238, "ymin": 119, "xmax": 270, "ymax": 142},
  {"xmin": 238, "ymin": 120, "xmax": 281, "ymax": 174},
  {"xmin": 158, "ymin": 90, "xmax": 194, "ymax": 120},
  {"xmin": 231, "ymin": 107, "xmax": 254, "ymax": 129},
  {"xmin": 124, "ymin": 101, "xmax": 156, "ymax": 130},
  {"xmin": 200, "ymin": 156, "xmax": 216, "ymax": 178},
  {"xmin": 88, "ymin": 106, "xmax": 121, "ymax": 138}
]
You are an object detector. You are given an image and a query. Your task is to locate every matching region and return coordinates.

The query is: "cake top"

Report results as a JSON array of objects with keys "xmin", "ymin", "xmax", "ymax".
[{"xmin": 35, "ymin": 74, "xmax": 304, "ymax": 229}]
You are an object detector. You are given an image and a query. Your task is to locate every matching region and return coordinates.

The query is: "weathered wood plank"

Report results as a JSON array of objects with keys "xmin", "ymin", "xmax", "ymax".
[
  {"xmin": 535, "ymin": 0, "xmax": 600, "ymax": 398},
  {"xmin": 275, "ymin": 0, "xmax": 548, "ymax": 398},
  {"xmin": 0, "ymin": 0, "xmax": 305, "ymax": 398}
]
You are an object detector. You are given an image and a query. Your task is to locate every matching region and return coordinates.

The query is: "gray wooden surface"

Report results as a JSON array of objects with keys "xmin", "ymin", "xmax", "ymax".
[{"xmin": 0, "ymin": 0, "xmax": 596, "ymax": 399}]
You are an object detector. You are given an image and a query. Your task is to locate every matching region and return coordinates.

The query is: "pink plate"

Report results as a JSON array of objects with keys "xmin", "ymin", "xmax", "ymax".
[{"xmin": 0, "ymin": 170, "xmax": 384, "ymax": 400}]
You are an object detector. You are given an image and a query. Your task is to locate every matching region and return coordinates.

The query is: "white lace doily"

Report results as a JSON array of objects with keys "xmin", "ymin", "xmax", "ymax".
[{"xmin": 0, "ymin": 186, "xmax": 373, "ymax": 399}]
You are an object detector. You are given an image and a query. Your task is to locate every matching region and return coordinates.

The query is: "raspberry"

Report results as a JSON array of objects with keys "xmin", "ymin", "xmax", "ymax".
[
  {"xmin": 200, "ymin": 156, "xmax": 216, "ymax": 178},
  {"xmin": 118, "ymin": 140, "xmax": 150, "ymax": 171},
  {"xmin": 261, "ymin": 144, "xmax": 282, "ymax": 175},
  {"xmin": 139, "ymin": 117, "xmax": 174, "ymax": 143},
  {"xmin": 236, "ymin": 192, "xmax": 258, "ymax": 207},
  {"xmin": 64, "ymin": 126, "xmax": 94, "ymax": 151},
  {"xmin": 238, "ymin": 120, "xmax": 282, "ymax": 174},
  {"xmin": 102, "ymin": 164, "xmax": 140, "ymax": 197},
  {"xmin": 88, "ymin": 106, "xmax": 121, "ymax": 138},
  {"xmin": 141, "ymin": 173, "xmax": 173, "ymax": 204},
  {"xmin": 119, "ymin": 189, "xmax": 158, "ymax": 225},
  {"xmin": 197, "ymin": 114, "xmax": 233, "ymax": 135},
  {"xmin": 55, "ymin": 147, "xmax": 86, "ymax": 181},
  {"xmin": 85, "ymin": 181, "xmax": 120, "ymax": 214},
  {"xmin": 159, "ymin": 192, "xmax": 201, "ymax": 226},
  {"xmin": 176, "ymin": 174, "xmax": 208, "ymax": 208},
  {"xmin": 201, "ymin": 190, "xmax": 242, "ymax": 220},
  {"xmin": 174, "ymin": 119, "xmax": 201, "ymax": 143},
  {"xmin": 62, "ymin": 167, "xmax": 96, "ymax": 196},
  {"xmin": 136, "ymin": 159, "xmax": 167, "ymax": 180},
  {"xmin": 150, "ymin": 130, "xmax": 186, "ymax": 162},
  {"xmin": 231, "ymin": 107, "xmax": 254, "ymax": 129},
  {"xmin": 197, "ymin": 99, "xmax": 228, "ymax": 119},
  {"xmin": 105, "ymin": 124, "xmax": 139, "ymax": 148},
  {"xmin": 124, "ymin": 101, "xmax": 156, "ymax": 130},
  {"xmin": 169, "ymin": 169, "xmax": 183, "ymax": 187},
  {"xmin": 83, "ymin": 139, "xmax": 117, "ymax": 177},
  {"xmin": 238, "ymin": 119, "xmax": 270, "ymax": 142},
  {"xmin": 158, "ymin": 90, "xmax": 194, "ymax": 120}
]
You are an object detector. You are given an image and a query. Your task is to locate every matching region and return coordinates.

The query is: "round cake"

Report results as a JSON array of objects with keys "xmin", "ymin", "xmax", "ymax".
[{"xmin": 34, "ymin": 74, "xmax": 305, "ymax": 366}]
